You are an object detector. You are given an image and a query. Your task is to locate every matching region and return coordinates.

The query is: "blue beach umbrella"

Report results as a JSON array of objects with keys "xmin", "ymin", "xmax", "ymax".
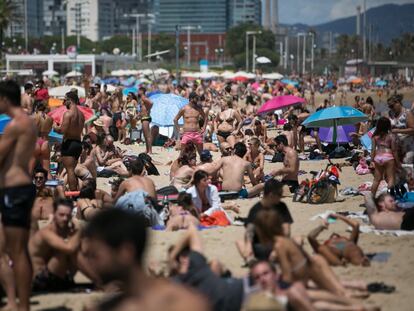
[
  {"xmin": 375, "ymin": 80, "xmax": 387, "ymax": 87},
  {"xmin": 150, "ymin": 94, "xmax": 188, "ymax": 126},
  {"xmin": 281, "ymin": 79, "xmax": 299, "ymax": 87},
  {"xmin": 0, "ymin": 114, "xmax": 62, "ymax": 143},
  {"xmin": 303, "ymin": 106, "xmax": 367, "ymax": 144},
  {"xmin": 122, "ymin": 86, "xmax": 138, "ymax": 96}
]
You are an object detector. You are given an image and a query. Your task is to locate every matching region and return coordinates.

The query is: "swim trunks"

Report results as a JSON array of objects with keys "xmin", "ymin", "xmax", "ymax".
[
  {"xmin": 217, "ymin": 131, "xmax": 231, "ymax": 140},
  {"xmin": 0, "ymin": 184, "xmax": 36, "ymax": 229},
  {"xmin": 61, "ymin": 139, "xmax": 82, "ymax": 160},
  {"xmin": 401, "ymin": 208, "xmax": 414, "ymax": 231},
  {"xmin": 181, "ymin": 131, "xmax": 203, "ymax": 145},
  {"xmin": 238, "ymin": 188, "xmax": 249, "ymax": 199},
  {"xmin": 281, "ymin": 180, "xmax": 299, "ymax": 193}
]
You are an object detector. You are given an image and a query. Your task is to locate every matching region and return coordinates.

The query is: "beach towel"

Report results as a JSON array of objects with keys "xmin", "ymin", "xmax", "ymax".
[
  {"xmin": 115, "ymin": 190, "xmax": 163, "ymax": 226},
  {"xmin": 366, "ymin": 252, "xmax": 392, "ymax": 262},
  {"xmin": 200, "ymin": 211, "xmax": 231, "ymax": 227},
  {"xmin": 359, "ymin": 225, "xmax": 414, "ymax": 236},
  {"xmin": 356, "ymin": 158, "xmax": 370, "ymax": 175}
]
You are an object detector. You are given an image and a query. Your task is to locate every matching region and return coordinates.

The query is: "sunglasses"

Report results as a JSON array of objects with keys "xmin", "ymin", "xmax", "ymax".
[{"xmin": 34, "ymin": 176, "xmax": 44, "ymax": 180}]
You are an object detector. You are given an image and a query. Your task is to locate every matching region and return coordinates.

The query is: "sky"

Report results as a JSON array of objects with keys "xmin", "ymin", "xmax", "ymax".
[{"xmin": 278, "ymin": 0, "xmax": 414, "ymax": 25}]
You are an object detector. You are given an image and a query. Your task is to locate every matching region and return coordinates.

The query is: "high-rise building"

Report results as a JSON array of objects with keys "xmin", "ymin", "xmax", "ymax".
[
  {"xmin": 7, "ymin": 0, "xmax": 43, "ymax": 38},
  {"xmin": 262, "ymin": 0, "xmax": 279, "ymax": 33},
  {"xmin": 113, "ymin": 0, "xmax": 155, "ymax": 35},
  {"xmin": 43, "ymin": 0, "xmax": 66, "ymax": 36},
  {"xmin": 228, "ymin": 0, "xmax": 261, "ymax": 28},
  {"xmin": 66, "ymin": 0, "xmax": 114, "ymax": 42},
  {"xmin": 156, "ymin": 0, "xmax": 227, "ymax": 33}
]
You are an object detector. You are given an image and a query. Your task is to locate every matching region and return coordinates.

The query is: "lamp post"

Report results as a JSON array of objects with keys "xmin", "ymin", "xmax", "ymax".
[
  {"xmin": 297, "ymin": 33, "xmax": 307, "ymax": 75},
  {"xmin": 309, "ymin": 32, "xmax": 315, "ymax": 74},
  {"xmin": 124, "ymin": 13, "xmax": 149, "ymax": 61},
  {"xmin": 246, "ymin": 30, "xmax": 261, "ymax": 73},
  {"xmin": 181, "ymin": 25, "xmax": 201, "ymax": 66}
]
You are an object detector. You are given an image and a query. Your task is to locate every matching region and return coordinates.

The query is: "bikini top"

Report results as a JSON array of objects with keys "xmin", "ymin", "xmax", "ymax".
[{"xmin": 220, "ymin": 109, "xmax": 235, "ymax": 123}]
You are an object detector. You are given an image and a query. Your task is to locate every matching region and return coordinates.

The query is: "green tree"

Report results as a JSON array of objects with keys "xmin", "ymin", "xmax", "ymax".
[
  {"xmin": 226, "ymin": 23, "xmax": 279, "ymax": 70},
  {"xmin": 0, "ymin": 0, "xmax": 16, "ymax": 56}
]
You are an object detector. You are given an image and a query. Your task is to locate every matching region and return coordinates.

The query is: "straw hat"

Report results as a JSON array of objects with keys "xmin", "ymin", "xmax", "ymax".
[{"xmin": 93, "ymin": 119, "xmax": 104, "ymax": 127}]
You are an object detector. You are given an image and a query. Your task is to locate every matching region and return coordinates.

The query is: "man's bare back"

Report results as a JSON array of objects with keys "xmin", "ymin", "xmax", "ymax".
[
  {"xmin": 282, "ymin": 147, "xmax": 299, "ymax": 181},
  {"xmin": 0, "ymin": 112, "xmax": 37, "ymax": 187},
  {"xmin": 219, "ymin": 156, "xmax": 255, "ymax": 191},
  {"xmin": 61, "ymin": 108, "xmax": 85, "ymax": 140},
  {"xmin": 21, "ymin": 93, "xmax": 33, "ymax": 113},
  {"xmin": 120, "ymin": 176, "xmax": 157, "ymax": 199}
]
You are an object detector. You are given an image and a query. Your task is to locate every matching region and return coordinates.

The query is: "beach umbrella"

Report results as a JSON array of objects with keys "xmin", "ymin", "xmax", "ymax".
[
  {"xmin": 375, "ymin": 80, "xmax": 387, "ymax": 87},
  {"xmin": 302, "ymin": 106, "xmax": 368, "ymax": 144},
  {"xmin": 122, "ymin": 86, "xmax": 138, "ymax": 96},
  {"xmin": 256, "ymin": 56, "xmax": 272, "ymax": 64},
  {"xmin": 319, "ymin": 125, "xmax": 355, "ymax": 143},
  {"xmin": 281, "ymin": 79, "xmax": 299, "ymax": 87},
  {"xmin": 0, "ymin": 114, "xmax": 63, "ymax": 143},
  {"xmin": 150, "ymin": 93, "xmax": 188, "ymax": 126},
  {"xmin": 233, "ymin": 76, "xmax": 249, "ymax": 82},
  {"xmin": 351, "ymin": 78, "xmax": 363, "ymax": 84},
  {"xmin": 65, "ymin": 71, "xmax": 82, "ymax": 78},
  {"xmin": 48, "ymin": 106, "xmax": 96, "ymax": 125},
  {"xmin": 257, "ymin": 95, "xmax": 306, "ymax": 115},
  {"xmin": 42, "ymin": 69, "xmax": 59, "ymax": 77},
  {"xmin": 49, "ymin": 85, "xmax": 86, "ymax": 98},
  {"xmin": 262, "ymin": 73, "xmax": 283, "ymax": 80},
  {"xmin": 148, "ymin": 90, "xmax": 162, "ymax": 97}
]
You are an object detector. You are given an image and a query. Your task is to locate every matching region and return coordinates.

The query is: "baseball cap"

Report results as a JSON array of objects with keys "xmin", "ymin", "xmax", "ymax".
[{"xmin": 200, "ymin": 150, "xmax": 212, "ymax": 161}]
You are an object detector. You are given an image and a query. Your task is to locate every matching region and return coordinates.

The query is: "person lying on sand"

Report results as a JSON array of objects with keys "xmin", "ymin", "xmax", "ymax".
[
  {"xmin": 308, "ymin": 214, "xmax": 370, "ymax": 266},
  {"xmin": 365, "ymin": 193, "xmax": 414, "ymax": 231},
  {"xmin": 165, "ymin": 193, "xmax": 200, "ymax": 231}
]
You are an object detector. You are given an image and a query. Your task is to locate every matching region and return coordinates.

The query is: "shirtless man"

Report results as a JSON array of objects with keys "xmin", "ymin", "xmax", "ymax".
[
  {"xmin": 174, "ymin": 92, "xmax": 207, "ymax": 157},
  {"xmin": 33, "ymin": 102, "xmax": 53, "ymax": 175},
  {"xmin": 84, "ymin": 209, "xmax": 209, "ymax": 311},
  {"xmin": 212, "ymin": 142, "xmax": 263, "ymax": 198},
  {"xmin": 195, "ymin": 150, "xmax": 220, "ymax": 187},
  {"xmin": 21, "ymin": 83, "xmax": 34, "ymax": 114},
  {"xmin": 29, "ymin": 199, "xmax": 96, "ymax": 292},
  {"xmin": 269, "ymin": 135, "xmax": 300, "ymax": 194},
  {"xmin": 138, "ymin": 87, "xmax": 153, "ymax": 154},
  {"xmin": 53, "ymin": 91, "xmax": 85, "ymax": 191},
  {"xmin": 114, "ymin": 158, "xmax": 157, "ymax": 201},
  {"xmin": 364, "ymin": 193, "xmax": 414, "ymax": 231},
  {"xmin": 111, "ymin": 88, "xmax": 125, "ymax": 141},
  {"xmin": 0, "ymin": 80, "xmax": 37, "ymax": 311}
]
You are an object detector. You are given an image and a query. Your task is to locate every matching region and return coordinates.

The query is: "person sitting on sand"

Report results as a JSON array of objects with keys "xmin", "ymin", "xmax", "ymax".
[
  {"xmin": 171, "ymin": 153, "xmax": 197, "ymax": 190},
  {"xmin": 84, "ymin": 209, "xmax": 209, "ymax": 311},
  {"xmin": 114, "ymin": 158, "xmax": 157, "ymax": 201},
  {"xmin": 212, "ymin": 142, "xmax": 263, "ymax": 198},
  {"xmin": 364, "ymin": 193, "xmax": 414, "ymax": 231},
  {"xmin": 245, "ymin": 137, "xmax": 265, "ymax": 182},
  {"xmin": 166, "ymin": 193, "xmax": 200, "ymax": 231},
  {"xmin": 308, "ymin": 214, "xmax": 370, "ymax": 266},
  {"xmin": 29, "ymin": 199, "xmax": 97, "ymax": 292},
  {"xmin": 31, "ymin": 167, "xmax": 65, "ymax": 233},
  {"xmin": 220, "ymin": 142, "xmax": 233, "ymax": 157},
  {"xmin": 236, "ymin": 179, "xmax": 293, "ymax": 263},
  {"xmin": 253, "ymin": 209, "xmax": 349, "ymax": 297},
  {"xmin": 269, "ymin": 135, "xmax": 300, "ymax": 194},
  {"xmin": 196, "ymin": 150, "xmax": 221, "ymax": 189},
  {"xmin": 76, "ymin": 180, "xmax": 112, "ymax": 221}
]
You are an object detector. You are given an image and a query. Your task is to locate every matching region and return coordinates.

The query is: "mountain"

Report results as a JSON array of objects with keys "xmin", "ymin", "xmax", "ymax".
[{"xmin": 285, "ymin": 4, "xmax": 414, "ymax": 45}]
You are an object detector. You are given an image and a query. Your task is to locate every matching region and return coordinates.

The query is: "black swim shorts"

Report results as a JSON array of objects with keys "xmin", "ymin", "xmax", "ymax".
[
  {"xmin": 281, "ymin": 180, "xmax": 299, "ymax": 193},
  {"xmin": 32, "ymin": 268, "xmax": 75, "ymax": 292},
  {"xmin": 61, "ymin": 139, "xmax": 82, "ymax": 160},
  {"xmin": 401, "ymin": 208, "xmax": 414, "ymax": 231},
  {"xmin": 0, "ymin": 184, "xmax": 36, "ymax": 229}
]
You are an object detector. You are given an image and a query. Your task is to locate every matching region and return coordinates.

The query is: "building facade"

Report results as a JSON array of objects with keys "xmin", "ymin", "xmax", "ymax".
[
  {"xmin": 228, "ymin": 0, "xmax": 261, "ymax": 28},
  {"xmin": 66, "ymin": 0, "xmax": 114, "ymax": 42},
  {"xmin": 7, "ymin": 0, "xmax": 43, "ymax": 39},
  {"xmin": 43, "ymin": 0, "xmax": 66, "ymax": 37},
  {"xmin": 156, "ymin": 0, "xmax": 228, "ymax": 33}
]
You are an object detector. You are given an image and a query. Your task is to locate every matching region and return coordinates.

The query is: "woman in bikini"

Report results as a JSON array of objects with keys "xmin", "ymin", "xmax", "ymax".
[
  {"xmin": 371, "ymin": 117, "xmax": 400, "ymax": 196},
  {"xmin": 253, "ymin": 208, "xmax": 349, "ymax": 297},
  {"xmin": 308, "ymin": 214, "xmax": 370, "ymax": 267},
  {"xmin": 33, "ymin": 102, "xmax": 53, "ymax": 176},
  {"xmin": 215, "ymin": 99, "xmax": 242, "ymax": 147},
  {"xmin": 165, "ymin": 193, "xmax": 200, "ymax": 231}
]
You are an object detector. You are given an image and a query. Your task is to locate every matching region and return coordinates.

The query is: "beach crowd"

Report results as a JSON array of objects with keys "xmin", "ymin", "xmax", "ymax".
[{"xmin": 0, "ymin": 71, "xmax": 413, "ymax": 311}]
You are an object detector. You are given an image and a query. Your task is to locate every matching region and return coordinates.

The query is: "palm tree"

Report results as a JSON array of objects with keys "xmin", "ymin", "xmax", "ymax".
[{"xmin": 0, "ymin": 0, "xmax": 16, "ymax": 57}]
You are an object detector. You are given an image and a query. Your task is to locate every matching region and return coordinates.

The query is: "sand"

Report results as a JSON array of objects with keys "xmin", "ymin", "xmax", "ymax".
[
  {"xmin": 26, "ymin": 142, "xmax": 414, "ymax": 311},
  {"xmin": 27, "ymin": 87, "xmax": 414, "ymax": 310}
]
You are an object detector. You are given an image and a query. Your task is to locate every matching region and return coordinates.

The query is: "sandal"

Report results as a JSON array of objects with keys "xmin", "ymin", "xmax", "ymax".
[{"xmin": 367, "ymin": 282, "xmax": 395, "ymax": 293}]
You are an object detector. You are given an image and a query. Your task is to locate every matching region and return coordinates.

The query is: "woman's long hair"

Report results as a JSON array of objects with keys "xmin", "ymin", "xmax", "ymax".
[{"xmin": 373, "ymin": 117, "xmax": 391, "ymax": 138}]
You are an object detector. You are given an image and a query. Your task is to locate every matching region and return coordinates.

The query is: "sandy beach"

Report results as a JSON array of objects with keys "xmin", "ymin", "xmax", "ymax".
[{"xmin": 26, "ymin": 139, "xmax": 414, "ymax": 311}]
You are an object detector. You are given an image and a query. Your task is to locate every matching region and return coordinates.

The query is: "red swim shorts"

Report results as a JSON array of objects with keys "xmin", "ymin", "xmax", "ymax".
[{"xmin": 181, "ymin": 131, "xmax": 203, "ymax": 145}]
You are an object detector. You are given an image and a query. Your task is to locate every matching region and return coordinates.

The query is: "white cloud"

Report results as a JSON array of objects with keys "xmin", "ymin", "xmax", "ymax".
[{"xmin": 278, "ymin": 0, "xmax": 413, "ymax": 25}]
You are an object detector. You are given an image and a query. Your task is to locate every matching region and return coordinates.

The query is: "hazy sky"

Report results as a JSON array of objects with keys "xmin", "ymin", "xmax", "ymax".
[{"xmin": 278, "ymin": 0, "xmax": 413, "ymax": 25}]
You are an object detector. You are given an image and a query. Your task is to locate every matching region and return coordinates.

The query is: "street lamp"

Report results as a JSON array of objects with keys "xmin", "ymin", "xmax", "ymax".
[
  {"xmin": 181, "ymin": 25, "xmax": 202, "ymax": 66},
  {"xmin": 215, "ymin": 48, "xmax": 224, "ymax": 66},
  {"xmin": 146, "ymin": 14, "xmax": 155, "ymax": 63},
  {"xmin": 124, "ymin": 13, "xmax": 150, "ymax": 61},
  {"xmin": 308, "ymin": 32, "xmax": 315, "ymax": 74},
  {"xmin": 297, "ymin": 33, "xmax": 307, "ymax": 75},
  {"xmin": 246, "ymin": 30, "xmax": 261, "ymax": 72}
]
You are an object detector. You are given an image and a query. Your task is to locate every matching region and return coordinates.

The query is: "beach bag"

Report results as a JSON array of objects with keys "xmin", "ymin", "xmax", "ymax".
[
  {"xmin": 115, "ymin": 190, "xmax": 162, "ymax": 226},
  {"xmin": 138, "ymin": 153, "xmax": 160, "ymax": 176}
]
